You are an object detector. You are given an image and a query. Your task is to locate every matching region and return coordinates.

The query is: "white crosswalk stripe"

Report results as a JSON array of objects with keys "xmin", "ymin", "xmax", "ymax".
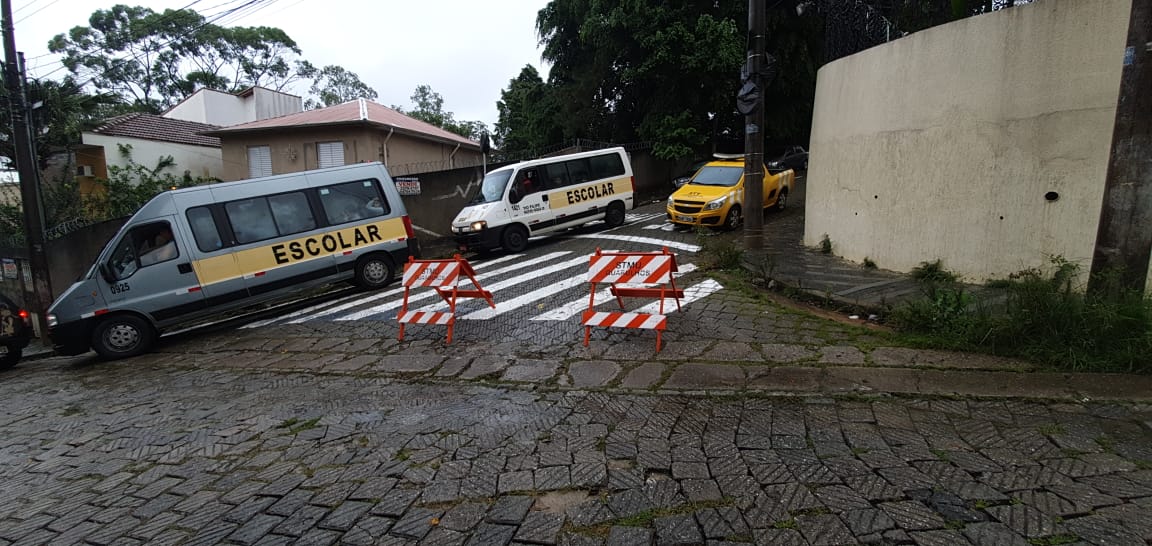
[
  {"xmin": 530, "ymin": 264, "xmax": 699, "ymax": 321},
  {"xmin": 241, "ymin": 231, "xmax": 722, "ymax": 327}
]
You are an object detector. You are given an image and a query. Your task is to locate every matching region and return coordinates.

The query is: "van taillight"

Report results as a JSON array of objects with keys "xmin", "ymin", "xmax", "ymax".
[
  {"xmin": 402, "ymin": 215, "xmax": 415, "ymax": 240},
  {"xmin": 18, "ymin": 309, "xmax": 29, "ymax": 325},
  {"xmin": 630, "ymin": 176, "xmax": 636, "ymax": 193}
]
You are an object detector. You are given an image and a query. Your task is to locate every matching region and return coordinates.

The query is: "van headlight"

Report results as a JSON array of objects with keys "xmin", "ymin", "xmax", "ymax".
[
  {"xmin": 704, "ymin": 196, "xmax": 727, "ymax": 211},
  {"xmin": 470, "ymin": 221, "xmax": 487, "ymax": 232},
  {"xmin": 47, "ymin": 314, "xmax": 57, "ymax": 328}
]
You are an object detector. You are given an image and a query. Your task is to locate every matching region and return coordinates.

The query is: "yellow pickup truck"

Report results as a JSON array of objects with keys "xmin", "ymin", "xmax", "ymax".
[{"xmin": 666, "ymin": 155, "xmax": 795, "ymax": 230}]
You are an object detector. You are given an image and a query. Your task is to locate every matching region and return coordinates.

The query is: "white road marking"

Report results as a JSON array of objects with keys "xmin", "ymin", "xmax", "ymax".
[
  {"xmin": 333, "ymin": 252, "xmax": 579, "ymax": 321},
  {"xmin": 632, "ymin": 278, "xmax": 723, "ymax": 314},
  {"xmin": 242, "ymin": 290, "xmax": 377, "ymax": 329},
  {"xmin": 412, "ymin": 224, "xmax": 443, "ymax": 238},
  {"xmin": 401, "ymin": 254, "xmax": 591, "ymax": 315},
  {"xmin": 530, "ymin": 264, "xmax": 699, "ymax": 321},
  {"xmin": 572, "ymin": 233, "xmax": 700, "ymax": 253}
]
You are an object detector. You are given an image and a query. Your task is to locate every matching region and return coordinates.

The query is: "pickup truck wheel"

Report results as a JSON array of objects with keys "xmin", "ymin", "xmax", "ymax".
[
  {"xmin": 723, "ymin": 206, "xmax": 742, "ymax": 231},
  {"xmin": 501, "ymin": 225, "xmax": 529, "ymax": 253},
  {"xmin": 0, "ymin": 345, "xmax": 20, "ymax": 370},
  {"xmin": 355, "ymin": 254, "xmax": 395, "ymax": 289},
  {"xmin": 776, "ymin": 189, "xmax": 789, "ymax": 212},
  {"xmin": 92, "ymin": 315, "xmax": 154, "ymax": 359},
  {"xmin": 604, "ymin": 202, "xmax": 626, "ymax": 228}
]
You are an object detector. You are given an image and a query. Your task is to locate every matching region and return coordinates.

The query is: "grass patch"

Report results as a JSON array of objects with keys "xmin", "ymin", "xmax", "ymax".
[
  {"xmin": 287, "ymin": 417, "xmax": 321, "ymax": 434},
  {"xmin": 1094, "ymin": 436, "xmax": 1115, "ymax": 453},
  {"xmin": 818, "ymin": 234, "xmax": 832, "ymax": 254},
  {"xmin": 890, "ymin": 257, "xmax": 1152, "ymax": 373},
  {"xmin": 773, "ymin": 518, "xmax": 798, "ymax": 529},
  {"xmin": 1037, "ymin": 424, "xmax": 1065, "ymax": 436},
  {"xmin": 698, "ymin": 232, "xmax": 745, "ymax": 271},
  {"xmin": 862, "ymin": 257, "xmax": 877, "ymax": 269}
]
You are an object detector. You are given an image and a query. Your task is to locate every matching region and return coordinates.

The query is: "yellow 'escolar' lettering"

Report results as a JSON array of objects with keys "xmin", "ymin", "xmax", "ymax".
[{"xmin": 271, "ymin": 224, "xmax": 387, "ymax": 265}]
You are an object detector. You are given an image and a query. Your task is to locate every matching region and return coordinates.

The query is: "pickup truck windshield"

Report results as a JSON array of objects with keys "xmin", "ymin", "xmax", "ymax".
[
  {"xmin": 690, "ymin": 166, "xmax": 744, "ymax": 187},
  {"xmin": 470, "ymin": 169, "xmax": 513, "ymax": 204}
]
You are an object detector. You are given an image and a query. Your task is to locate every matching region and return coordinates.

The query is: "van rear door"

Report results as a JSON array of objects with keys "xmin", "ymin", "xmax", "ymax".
[{"xmin": 98, "ymin": 218, "xmax": 206, "ymax": 322}]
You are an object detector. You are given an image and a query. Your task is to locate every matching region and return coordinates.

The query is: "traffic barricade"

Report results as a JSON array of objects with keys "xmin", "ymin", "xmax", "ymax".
[
  {"xmin": 581, "ymin": 247, "xmax": 684, "ymax": 352},
  {"xmin": 397, "ymin": 255, "xmax": 494, "ymax": 343}
]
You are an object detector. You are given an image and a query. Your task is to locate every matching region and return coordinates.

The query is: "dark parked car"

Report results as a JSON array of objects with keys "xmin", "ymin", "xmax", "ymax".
[
  {"xmin": 771, "ymin": 146, "xmax": 808, "ymax": 171},
  {"xmin": 0, "ymin": 292, "xmax": 31, "ymax": 370},
  {"xmin": 671, "ymin": 160, "xmax": 708, "ymax": 189}
]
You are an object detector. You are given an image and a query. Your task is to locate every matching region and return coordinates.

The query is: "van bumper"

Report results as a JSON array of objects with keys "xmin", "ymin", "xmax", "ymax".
[
  {"xmin": 454, "ymin": 228, "xmax": 501, "ymax": 252},
  {"xmin": 49, "ymin": 318, "xmax": 95, "ymax": 356}
]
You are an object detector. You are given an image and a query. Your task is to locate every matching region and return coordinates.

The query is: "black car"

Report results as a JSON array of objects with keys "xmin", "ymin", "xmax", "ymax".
[
  {"xmin": 771, "ymin": 146, "xmax": 808, "ymax": 171},
  {"xmin": 0, "ymin": 292, "xmax": 32, "ymax": 370}
]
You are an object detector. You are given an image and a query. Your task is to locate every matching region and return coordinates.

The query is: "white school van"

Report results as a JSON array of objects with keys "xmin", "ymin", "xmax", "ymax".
[
  {"xmin": 47, "ymin": 162, "xmax": 418, "ymax": 359},
  {"xmin": 451, "ymin": 147, "xmax": 635, "ymax": 253}
]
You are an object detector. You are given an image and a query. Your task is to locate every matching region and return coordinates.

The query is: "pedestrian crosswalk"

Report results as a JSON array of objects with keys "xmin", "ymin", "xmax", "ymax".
[{"xmin": 242, "ymin": 215, "xmax": 723, "ymax": 329}]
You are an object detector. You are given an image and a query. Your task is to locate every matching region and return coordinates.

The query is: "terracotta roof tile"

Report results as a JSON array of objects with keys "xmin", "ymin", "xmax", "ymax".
[
  {"xmin": 207, "ymin": 99, "xmax": 479, "ymax": 148},
  {"xmin": 93, "ymin": 113, "xmax": 221, "ymax": 148}
]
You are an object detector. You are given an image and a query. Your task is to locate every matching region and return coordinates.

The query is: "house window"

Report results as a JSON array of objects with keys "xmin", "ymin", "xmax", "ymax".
[
  {"xmin": 317, "ymin": 141, "xmax": 345, "ymax": 168},
  {"xmin": 247, "ymin": 146, "xmax": 272, "ymax": 178}
]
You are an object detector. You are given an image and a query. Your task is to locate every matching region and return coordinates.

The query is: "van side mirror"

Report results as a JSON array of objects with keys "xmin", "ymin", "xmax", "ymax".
[{"xmin": 99, "ymin": 263, "xmax": 115, "ymax": 283}]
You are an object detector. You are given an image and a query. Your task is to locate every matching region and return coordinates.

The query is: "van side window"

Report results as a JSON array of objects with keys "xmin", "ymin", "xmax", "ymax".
[
  {"xmin": 589, "ymin": 153, "xmax": 626, "ymax": 179},
  {"xmin": 268, "ymin": 192, "xmax": 316, "ymax": 235},
  {"xmin": 566, "ymin": 159, "xmax": 592, "ymax": 184},
  {"xmin": 187, "ymin": 207, "xmax": 222, "ymax": 252},
  {"xmin": 108, "ymin": 222, "xmax": 178, "ymax": 280},
  {"xmin": 541, "ymin": 163, "xmax": 570, "ymax": 190},
  {"xmin": 319, "ymin": 180, "xmax": 389, "ymax": 225},
  {"xmin": 226, "ymin": 198, "xmax": 279, "ymax": 244}
]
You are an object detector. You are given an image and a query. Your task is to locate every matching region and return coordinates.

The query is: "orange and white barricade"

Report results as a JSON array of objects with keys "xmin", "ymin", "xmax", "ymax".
[
  {"xmin": 398, "ymin": 255, "xmax": 494, "ymax": 343},
  {"xmin": 581, "ymin": 247, "xmax": 684, "ymax": 352}
]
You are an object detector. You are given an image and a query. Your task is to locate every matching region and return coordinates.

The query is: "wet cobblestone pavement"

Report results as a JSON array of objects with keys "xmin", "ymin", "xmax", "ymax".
[{"xmin": 2, "ymin": 358, "xmax": 1151, "ymax": 545}]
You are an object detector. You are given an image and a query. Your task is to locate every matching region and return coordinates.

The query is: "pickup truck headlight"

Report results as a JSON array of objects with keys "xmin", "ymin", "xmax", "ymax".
[{"xmin": 704, "ymin": 196, "xmax": 726, "ymax": 211}]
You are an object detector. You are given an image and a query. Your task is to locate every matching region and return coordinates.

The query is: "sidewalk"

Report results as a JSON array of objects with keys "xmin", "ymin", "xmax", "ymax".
[{"xmin": 743, "ymin": 179, "xmax": 999, "ymax": 313}]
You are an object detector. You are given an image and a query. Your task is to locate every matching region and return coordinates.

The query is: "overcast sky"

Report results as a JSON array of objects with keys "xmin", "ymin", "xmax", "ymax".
[{"xmin": 12, "ymin": 0, "xmax": 552, "ymax": 128}]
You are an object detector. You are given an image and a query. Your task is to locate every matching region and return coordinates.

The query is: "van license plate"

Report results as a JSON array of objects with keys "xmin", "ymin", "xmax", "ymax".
[{"xmin": 676, "ymin": 215, "xmax": 694, "ymax": 223}]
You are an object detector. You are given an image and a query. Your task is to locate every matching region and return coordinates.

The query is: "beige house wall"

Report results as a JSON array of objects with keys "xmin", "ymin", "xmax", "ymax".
[
  {"xmin": 218, "ymin": 126, "xmax": 483, "ymax": 181},
  {"xmin": 804, "ymin": 0, "xmax": 1131, "ymax": 282}
]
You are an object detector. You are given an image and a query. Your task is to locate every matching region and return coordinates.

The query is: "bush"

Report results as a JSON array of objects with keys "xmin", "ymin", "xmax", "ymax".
[{"xmin": 892, "ymin": 257, "xmax": 1152, "ymax": 373}]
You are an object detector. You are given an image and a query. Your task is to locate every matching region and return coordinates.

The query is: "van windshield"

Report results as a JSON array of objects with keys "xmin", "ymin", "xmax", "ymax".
[
  {"xmin": 690, "ymin": 166, "xmax": 744, "ymax": 187},
  {"xmin": 470, "ymin": 169, "xmax": 513, "ymax": 204}
]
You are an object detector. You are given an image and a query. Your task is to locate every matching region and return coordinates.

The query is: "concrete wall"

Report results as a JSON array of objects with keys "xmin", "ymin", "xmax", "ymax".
[
  {"xmin": 804, "ymin": 0, "xmax": 1130, "ymax": 281},
  {"xmin": 0, "ymin": 217, "xmax": 125, "ymax": 310},
  {"xmin": 82, "ymin": 134, "xmax": 223, "ymax": 181},
  {"xmin": 218, "ymin": 127, "xmax": 484, "ymax": 181}
]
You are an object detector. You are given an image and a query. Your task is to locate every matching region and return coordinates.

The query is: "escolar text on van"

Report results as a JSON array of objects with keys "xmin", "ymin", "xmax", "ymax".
[
  {"xmin": 451, "ymin": 147, "xmax": 635, "ymax": 253},
  {"xmin": 47, "ymin": 162, "xmax": 418, "ymax": 359}
]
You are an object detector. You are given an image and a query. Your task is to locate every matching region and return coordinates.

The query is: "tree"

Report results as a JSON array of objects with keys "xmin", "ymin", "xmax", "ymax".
[
  {"xmin": 303, "ymin": 65, "xmax": 378, "ymax": 109},
  {"xmin": 48, "ymin": 5, "xmax": 314, "ymax": 111},
  {"xmin": 494, "ymin": 65, "xmax": 562, "ymax": 153},
  {"xmin": 0, "ymin": 77, "xmax": 121, "ymax": 170},
  {"xmin": 399, "ymin": 85, "xmax": 486, "ymax": 140}
]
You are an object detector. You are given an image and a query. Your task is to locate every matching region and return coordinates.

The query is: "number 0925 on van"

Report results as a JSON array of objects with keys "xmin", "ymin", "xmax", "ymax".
[
  {"xmin": 452, "ymin": 147, "xmax": 634, "ymax": 253},
  {"xmin": 46, "ymin": 162, "xmax": 419, "ymax": 359}
]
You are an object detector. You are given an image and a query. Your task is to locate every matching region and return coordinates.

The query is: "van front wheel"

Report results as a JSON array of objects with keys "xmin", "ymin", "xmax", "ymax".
[
  {"xmin": 604, "ymin": 202, "xmax": 626, "ymax": 228},
  {"xmin": 92, "ymin": 314, "xmax": 154, "ymax": 359},
  {"xmin": 355, "ymin": 254, "xmax": 395, "ymax": 289},
  {"xmin": 501, "ymin": 225, "xmax": 529, "ymax": 253}
]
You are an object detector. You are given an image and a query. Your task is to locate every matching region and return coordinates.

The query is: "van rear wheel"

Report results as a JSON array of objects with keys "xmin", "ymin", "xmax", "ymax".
[
  {"xmin": 355, "ymin": 254, "xmax": 395, "ymax": 289},
  {"xmin": 92, "ymin": 314, "xmax": 154, "ymax": 359},
  {"xmin": 501, "ymin": 225, "xmax": 529, "ymax": 253}
]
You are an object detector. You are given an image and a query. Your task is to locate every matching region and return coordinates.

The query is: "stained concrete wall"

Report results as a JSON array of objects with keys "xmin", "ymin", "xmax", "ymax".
[{"xmin": 804, "ymin": 0, "xmax": 1131, "ymax": 282}]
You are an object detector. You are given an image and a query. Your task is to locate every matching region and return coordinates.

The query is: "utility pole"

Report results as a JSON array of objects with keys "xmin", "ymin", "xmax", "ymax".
[
  {"xmin": 3, "ymin": 0, "xmax": 53, "ymax": 339},
  {"xmin": 1088, "ymin": 0, "xmax": 1152, "ymax": 296},
  {"xmin": 743, "ymin": 0, "xmax": 766, "ymax": 252}
]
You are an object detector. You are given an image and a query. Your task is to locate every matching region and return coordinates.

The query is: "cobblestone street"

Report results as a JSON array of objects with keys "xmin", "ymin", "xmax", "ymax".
[{"xmin": 2, "ymin": 356, "xmax": 1151, "ymax": 546}]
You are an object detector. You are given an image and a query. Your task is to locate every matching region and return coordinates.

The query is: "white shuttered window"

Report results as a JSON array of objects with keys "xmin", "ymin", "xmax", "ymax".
[
  {"xmin": 317, "ymin": 141, "xmax": 345, "ymax": 168},
  {"xmin": 247, "ymin": 146, "xmax": 272, "ymax": 178}
]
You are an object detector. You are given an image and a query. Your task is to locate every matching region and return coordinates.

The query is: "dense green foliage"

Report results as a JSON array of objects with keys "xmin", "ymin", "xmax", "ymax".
[
  {"xmin": 303, "ymin": 65, "xmax": 378, "ymax": 109},
  {"xmin": 48, "ymin": 4, "xmax": 375, "ymax": 113},
  {"xmin": 0, "ymin": 77, "xmax": 121, "ymax": 170},
  {"xmin": 893, "ymin": 258, "xmax": 1152, "ymax": 374}
]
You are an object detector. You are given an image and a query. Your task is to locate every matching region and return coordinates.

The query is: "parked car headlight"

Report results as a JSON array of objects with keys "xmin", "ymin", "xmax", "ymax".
[
  {"xmin": 667, "ymin": 196, "xmax": 675, "ymax": 208},
  {"xmin": 47, "ymin": 314, "xmax": 57, "ymax": 328},
  {"xmin": 704, "ymin": 196, "xmax": 726, "ymax": 211}
]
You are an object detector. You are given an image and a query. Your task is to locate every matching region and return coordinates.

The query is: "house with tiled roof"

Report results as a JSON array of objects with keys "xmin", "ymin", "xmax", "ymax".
[
  {"xmin": 203, "ymin": 98, "xmax": 483, "ymax": 181},
  {"xmin": 73, "ymin": 113, "xmax": 223, "ymax": 196}
]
